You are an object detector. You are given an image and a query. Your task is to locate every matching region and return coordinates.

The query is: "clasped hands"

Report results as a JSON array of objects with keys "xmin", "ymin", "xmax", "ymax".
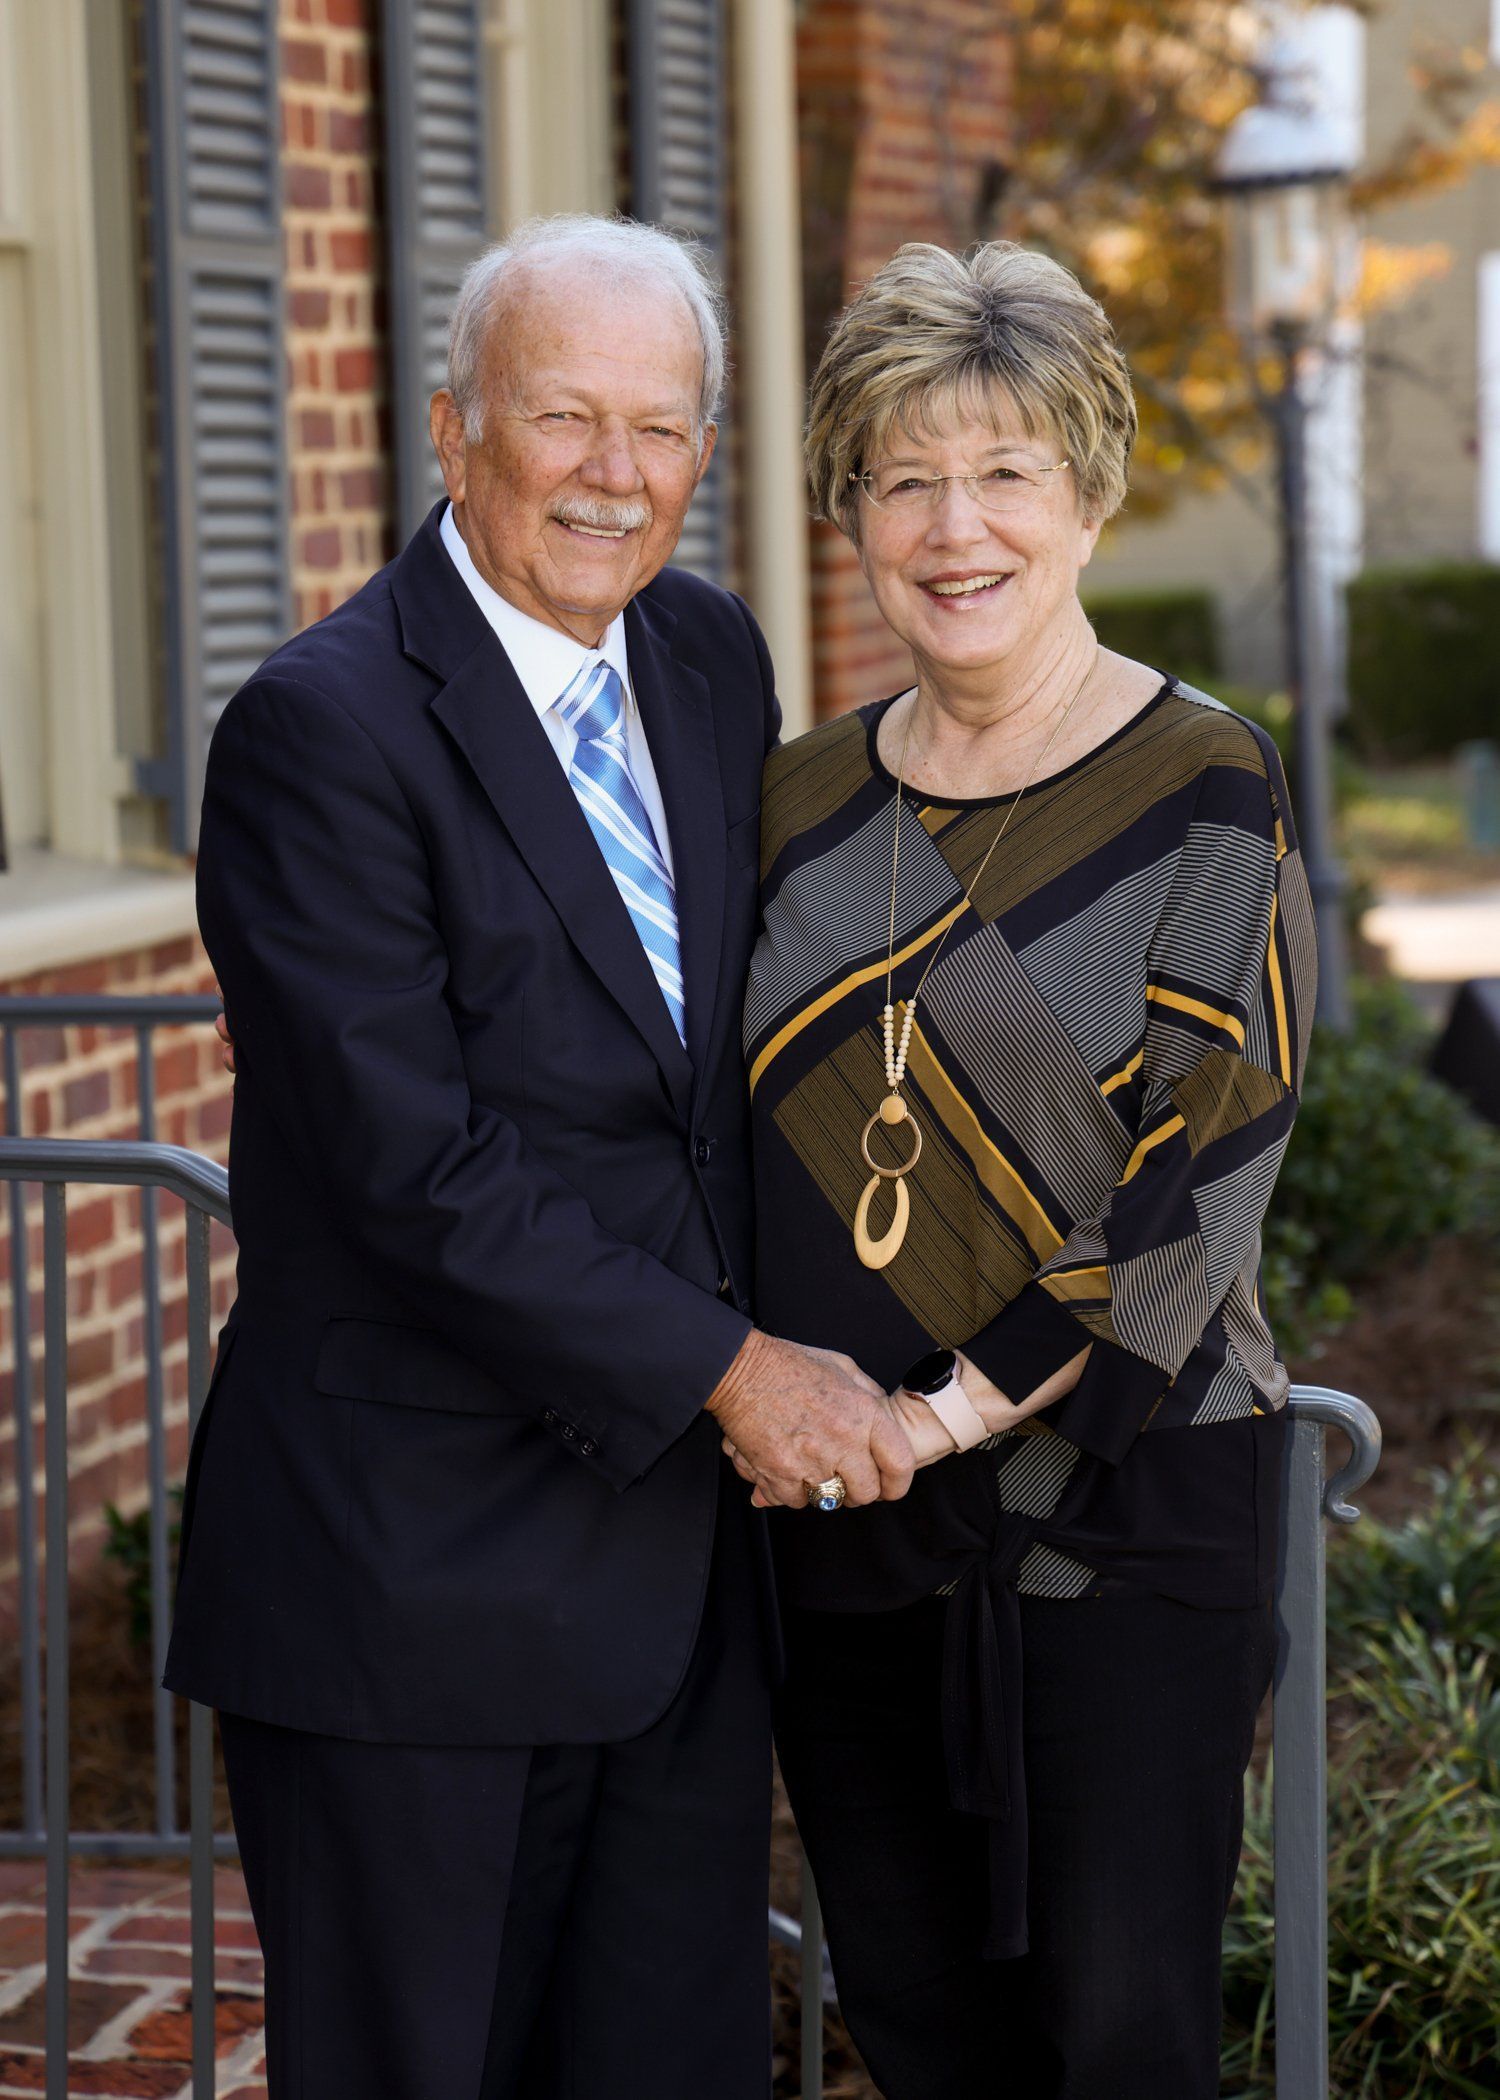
[{"xmin": 708, "ymin": 1328, "xmax": 1025, "ymax": 1512}]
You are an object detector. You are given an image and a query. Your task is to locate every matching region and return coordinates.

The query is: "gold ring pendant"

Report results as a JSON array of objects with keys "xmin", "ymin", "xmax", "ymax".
[{"xmin": 854, "ymin": 1094, "xmax": 922, "ymax": 1270}]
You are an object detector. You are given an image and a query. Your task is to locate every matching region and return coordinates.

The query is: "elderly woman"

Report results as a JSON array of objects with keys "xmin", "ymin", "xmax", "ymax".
[{"xmin": 736, "ymin": 242, "xmax": 1316, "ymax": 2098}]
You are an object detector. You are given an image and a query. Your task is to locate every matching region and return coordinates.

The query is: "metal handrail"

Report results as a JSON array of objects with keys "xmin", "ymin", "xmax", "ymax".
[
  {"xmin": 0, "ymin": 1137, "xmax": 227, "ymax": 2098},
  {"xmin": 0, "ymin": 1138, "xmax": 232, "ymax": 1220},
  {"xmin": 0, "ymin": 1113, "xmax": 1383, "ymax": 2100},
  {"xmin": 0, "ymin": 996, "xmax": 223, "ymax": 1025},
  {"xmin": 1271, "ymin": 1385, "xmax": 1382, "ymax": 2100},
  {"xmin": 1, "ymin": 995, "xmax": 223, "ymax": 1864}
]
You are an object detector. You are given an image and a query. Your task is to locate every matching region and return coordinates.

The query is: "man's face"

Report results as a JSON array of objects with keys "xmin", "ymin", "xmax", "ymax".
[{"xmin": 430, "ymin": 262, "xmax": 715, "ymax": 646}]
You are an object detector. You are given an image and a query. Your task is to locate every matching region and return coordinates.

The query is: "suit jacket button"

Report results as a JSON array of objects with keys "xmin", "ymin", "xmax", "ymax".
[
  {"xmin": 580, "ymin": 1438, "xmax": 597, "ymax": 1456},
  {"xmin": 694, "ymin": 1137, "xmax": 712, "ymax": 1166},
  {"xmin": 560, "ymin": 1423, "xmax": 576, "ymax": 1441},
  {"xmin": 541, "ymin": 1408, "xmax": 557, "ymax": 1425}
]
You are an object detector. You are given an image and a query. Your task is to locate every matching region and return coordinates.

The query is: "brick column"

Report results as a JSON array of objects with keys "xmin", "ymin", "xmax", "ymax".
[
  {"xmin": 281, "ymin": 0, "xmax": 392, "ymax": 628},
  {"xmin": 796, "ymin": 0, "xmax": 1013, "ymax": 720}
]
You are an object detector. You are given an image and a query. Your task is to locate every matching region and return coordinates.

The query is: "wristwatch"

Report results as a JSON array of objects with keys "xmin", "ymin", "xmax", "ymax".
[{"xmin": 900, "ymin": 1348, "xmax": 991, "ymax": 1453}]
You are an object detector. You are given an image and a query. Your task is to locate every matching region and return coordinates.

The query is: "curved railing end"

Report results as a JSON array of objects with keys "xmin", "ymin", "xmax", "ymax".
[{"xmin": 1287, "ymin": 1384, "xmax": 1383, "ymax": 1526}]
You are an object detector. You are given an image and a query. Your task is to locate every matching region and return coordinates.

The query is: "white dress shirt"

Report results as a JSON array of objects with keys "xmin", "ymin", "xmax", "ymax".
[{"xmin": 439, "ymin": 502, "xmax": 675, "ymax": 878}]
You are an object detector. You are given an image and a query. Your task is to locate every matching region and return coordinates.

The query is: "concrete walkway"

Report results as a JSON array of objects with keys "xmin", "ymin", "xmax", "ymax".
[
  {"xmin": 1362, "ymin": 882, "xmax": 1500, "ymax": 998},
  {"xmin": 0, "ymin": 1862, "xmax": 264, "ymax": 2098}
]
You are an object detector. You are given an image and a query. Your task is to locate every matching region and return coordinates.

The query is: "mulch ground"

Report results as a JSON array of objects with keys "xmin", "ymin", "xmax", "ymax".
[
  {"xmin": 1285, "ymin": 1233, "xmax": 1499, "ymax": 1521},
  {"xmin": 0, "ymin": 1236, "xmax": 1493, "ymax": 2097}
]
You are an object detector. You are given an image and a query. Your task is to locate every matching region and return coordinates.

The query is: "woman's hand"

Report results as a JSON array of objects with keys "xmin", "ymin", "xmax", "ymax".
[
  {"xmin": 952, "ymin": 1353, "xmax": 1025, "ymax": 1434},
  {"xmin": 957, "ymin": 1346, "xmax": 1093, "ymax": 1436},
  {"xmin": 214, "ymin": 1005, "xmax": 237, "ymax": 1075},
  {"xmin": 885, "ymin": 1385, "xmax": 960, "ymax": 1468},
  {"xmin": 886, "ymin": 1358, "xmax": 1023, "ymax": 1469},
  {"xmin": 891, "ymin": 1352, "xmax": 1085, "ymax": 1467}
]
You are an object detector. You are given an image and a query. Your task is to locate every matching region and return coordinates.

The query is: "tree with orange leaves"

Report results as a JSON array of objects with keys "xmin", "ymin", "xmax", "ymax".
[{"xmin": 930, "ymin": 1, "xmax": 1500, "ymax": 514}]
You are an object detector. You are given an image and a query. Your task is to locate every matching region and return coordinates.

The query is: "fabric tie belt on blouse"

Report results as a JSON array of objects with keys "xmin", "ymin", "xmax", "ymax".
[
  {"xmin": 929, "ymin": 1447, "xmax": 1103, "ymax": 1962},
  {"xmin": 776, "ymin": 1433, "xmax": 1103, "ymax": 1962},
  {"xmin": 941, "ymin": 1506, "xmax": 1039, "ymax": 1961}
]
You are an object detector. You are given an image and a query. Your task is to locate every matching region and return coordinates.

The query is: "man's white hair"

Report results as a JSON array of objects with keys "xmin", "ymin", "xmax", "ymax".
[{"xmin": 446, "ymin": 215, "xmax": 728, "ymax": 445}]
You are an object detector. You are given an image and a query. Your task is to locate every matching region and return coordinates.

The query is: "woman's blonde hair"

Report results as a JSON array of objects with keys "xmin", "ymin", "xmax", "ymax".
[{"xmin": 805, "ymin": 241, "xmax": 1136, "ymax": 538}]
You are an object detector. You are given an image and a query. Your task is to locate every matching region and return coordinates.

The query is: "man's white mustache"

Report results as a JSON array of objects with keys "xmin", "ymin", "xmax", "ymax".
[{"xmin": 550, "ymin": 497, "xmax": 653, "ymax": 533}]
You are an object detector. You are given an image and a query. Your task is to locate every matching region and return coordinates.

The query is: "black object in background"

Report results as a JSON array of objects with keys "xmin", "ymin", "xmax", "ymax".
[{"xmin": 1430, "ymin": 978, "xmax": 1500, "ymax": 1128}]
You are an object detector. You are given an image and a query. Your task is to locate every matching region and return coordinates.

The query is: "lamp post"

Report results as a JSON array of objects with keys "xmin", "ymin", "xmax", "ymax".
[{"xmin": 1217, "ymin": 25, "xmax": 1357, "ymax": 1031}]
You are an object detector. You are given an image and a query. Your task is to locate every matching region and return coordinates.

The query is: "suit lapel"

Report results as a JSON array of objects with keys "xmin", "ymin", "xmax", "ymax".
[
  {"xmin": 625, "ymin": 595, "xmax": 726, "ymax": 1092},
  {"xmin": 393, "ymin": 510, "xmax": 695, "ymax": 1116}
]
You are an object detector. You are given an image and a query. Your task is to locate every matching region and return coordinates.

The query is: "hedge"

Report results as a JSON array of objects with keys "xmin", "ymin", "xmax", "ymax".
[
  {"xmin": 1082, "ymin": 587, "xmax": 1220, "ymax": 679},
  {"xmin": 1345, "ymin": 563, "xmax": 1500, "ymax": 759}
]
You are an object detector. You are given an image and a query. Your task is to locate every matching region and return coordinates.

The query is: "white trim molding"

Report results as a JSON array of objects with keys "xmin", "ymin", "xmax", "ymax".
[
  {"xmin": 733, "ymin": 0, "xmax": 813, "ymax": 734},
  {"xmin": 0, "ymin": 852, "xmax": 199, "ymax": 982}
]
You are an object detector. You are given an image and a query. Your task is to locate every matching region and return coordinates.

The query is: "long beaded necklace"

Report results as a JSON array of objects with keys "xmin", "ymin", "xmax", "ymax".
[{"xmin": 854, "ymin": 651, "xmax": 1100, "ymax": 1270}]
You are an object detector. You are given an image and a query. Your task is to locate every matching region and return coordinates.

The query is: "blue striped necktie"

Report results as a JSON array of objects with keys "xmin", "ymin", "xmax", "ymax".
[{"xmin": 555, "ymin": 659, "xmax": 686, "ymax": 1043}]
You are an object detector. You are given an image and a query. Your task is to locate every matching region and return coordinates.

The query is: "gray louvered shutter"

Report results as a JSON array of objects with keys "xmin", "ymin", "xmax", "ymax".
[
  {"xmin": 382, "ymin": 0, "xmax": 490, "ymax": 543},
  {"xmin": 144, "ymin": 0, "xmax": 292, "ymax": 853},
  {"xmin": 627, "ymin": 0, "xmax": 730, "ymax": 583}
]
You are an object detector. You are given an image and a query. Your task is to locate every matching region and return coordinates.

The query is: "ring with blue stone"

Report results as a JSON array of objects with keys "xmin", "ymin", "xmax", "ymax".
[{"xmin": 805, "ymin": 1474, "xmax": 847, "ymax": 1512}]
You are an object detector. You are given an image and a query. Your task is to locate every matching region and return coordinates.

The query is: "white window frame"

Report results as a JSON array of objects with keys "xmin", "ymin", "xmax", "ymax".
[
  {"xmin": 0, "ymin": 0, "xmax": 135, "ymax": 867},
  {"xmin": 483, "ymin": 0, "xmax": 615, "ymax": 231}
]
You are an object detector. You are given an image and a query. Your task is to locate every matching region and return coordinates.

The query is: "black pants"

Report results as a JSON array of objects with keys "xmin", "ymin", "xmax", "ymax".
[
  {"xmin": 218, "ymin": 1472, "xmax": 775, "ymax": 2100},
  {"xmin": 776, "ymin": 1585, "xmax": 1275, "ymax": 2100}
]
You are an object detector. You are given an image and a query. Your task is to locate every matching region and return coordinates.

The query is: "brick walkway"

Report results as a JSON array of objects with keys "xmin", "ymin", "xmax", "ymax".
[{"xmin": 0, "ymin": 1863, "xmax": 265, "ymax": 2097}]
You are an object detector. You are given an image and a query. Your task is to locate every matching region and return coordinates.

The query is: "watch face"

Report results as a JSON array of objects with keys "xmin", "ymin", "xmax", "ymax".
[{"xmin": 902, "ymin": 1347, "xmax": 958, "ymax": 1396}]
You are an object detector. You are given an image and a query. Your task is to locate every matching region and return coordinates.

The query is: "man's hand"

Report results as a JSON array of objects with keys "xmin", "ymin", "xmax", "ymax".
[
  {"xmin": 214, "ymin": 1006, "xmax": 236, "ymax": 1075},
  {"xmin": 707, "ymin": 1330, "xmax": 915, "ymax": 1510}
]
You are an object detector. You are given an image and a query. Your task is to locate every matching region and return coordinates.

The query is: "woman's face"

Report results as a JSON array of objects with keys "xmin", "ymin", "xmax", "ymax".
[{"xmin": 852, "ymin": 395, "xmax": 1102, "ymax": 680}]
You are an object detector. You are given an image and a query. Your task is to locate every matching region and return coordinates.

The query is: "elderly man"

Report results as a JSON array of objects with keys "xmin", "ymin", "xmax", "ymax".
[{"xmin": 164, "ymin": 216, "xmax": 914, "ymax": 2100}]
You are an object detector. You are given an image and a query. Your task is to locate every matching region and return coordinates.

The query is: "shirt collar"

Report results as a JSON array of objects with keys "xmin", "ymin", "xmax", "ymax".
[{"xmin": 439, "ymin": 501, "xmax": 632, "ymax": 722}]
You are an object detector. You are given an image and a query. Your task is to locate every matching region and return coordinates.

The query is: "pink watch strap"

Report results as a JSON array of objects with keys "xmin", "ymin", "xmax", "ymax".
[{"xmin": 921, "ymin": 1375, "xmax": 991, "ymax": 1453}]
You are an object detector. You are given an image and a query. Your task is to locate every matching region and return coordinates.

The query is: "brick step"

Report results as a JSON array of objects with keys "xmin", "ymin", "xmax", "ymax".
[{"xmin": 0, "ymin": 1863, "xmax": 265, "ymax": 2098}]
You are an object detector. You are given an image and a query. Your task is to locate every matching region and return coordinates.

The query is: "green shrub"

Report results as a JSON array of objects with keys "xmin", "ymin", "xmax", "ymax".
[
  {"xmin": 1347, "ymin": 1616, "xmax": 1500, "ymax": 1793},
  {"xmin": 102, "ymin": 1490, "xmax": 182, "ymax": 1650},
  {"xmin": 1327, "ymin": 1452, "xmax": 1500, "ymax": 1677},
  {"xmin": 1222, "ymin": 1744, "xmax": 1500, "ymax": 2096},
  {"xmin": 1223, "ymin": 1458, "xmax": 1500, "ymax": 2096},
  {"xmin": 1346, "ymin": 564, "xmax": 1500, "ymax": 761},
  {"xmin": 1083, "ymin": 586, "xmax": 1220, "ymax": 678},
  {"xmin": 1263, "ymin": 980, "xmax": 1500, "ymax": 1341}
]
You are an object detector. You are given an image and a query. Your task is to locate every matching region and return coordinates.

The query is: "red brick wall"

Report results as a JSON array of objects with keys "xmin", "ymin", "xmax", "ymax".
[
  {"xmin": 796, "ymin": 0, "xmax": 1014, "ymax": 720},
  {"xmin": 281, "ymin": 0, "xmax": 393, "ymax": 626},
  {"xmin": 0, "ymin": 946, "xmax": 236, "ymax": 1607}
]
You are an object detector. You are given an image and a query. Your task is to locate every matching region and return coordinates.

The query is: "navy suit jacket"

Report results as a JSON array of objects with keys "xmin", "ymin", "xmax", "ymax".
[{"xmin": 164, "ymin": 504, "xmax": 778, "ymax": 1743}]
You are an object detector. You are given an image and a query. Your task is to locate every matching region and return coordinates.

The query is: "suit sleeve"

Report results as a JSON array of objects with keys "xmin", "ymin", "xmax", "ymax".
[
  {"xmin": 197, "ymin": 672, "xmax": 751, "ymax": 1491},
  {"xmin": 961, "ymin": 731, "xmax": 1316, "ymax": 1462}
]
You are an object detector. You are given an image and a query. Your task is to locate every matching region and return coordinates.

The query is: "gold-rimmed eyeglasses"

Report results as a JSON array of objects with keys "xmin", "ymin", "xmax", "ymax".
[{"xmin": 850, "ymin": 459, "xmax": 1072, "ymax": 515}]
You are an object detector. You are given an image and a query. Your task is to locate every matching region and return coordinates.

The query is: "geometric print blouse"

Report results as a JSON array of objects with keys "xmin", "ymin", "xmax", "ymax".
[{"xmin": 745, "ymin": 677, "xmax": 1318, "ymax": 1607}]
